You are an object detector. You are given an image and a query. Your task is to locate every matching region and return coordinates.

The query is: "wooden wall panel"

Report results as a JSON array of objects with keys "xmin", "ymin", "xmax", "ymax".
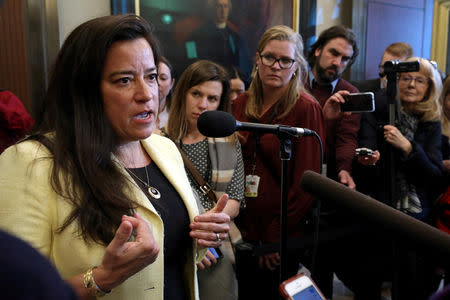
[
  {"xmin": 353, "ymin": 0, "xmax": 433, "ymax": 81},
  {"xmin": 0, "ymin": 0, "xmax": 30, "ymax": 111}
]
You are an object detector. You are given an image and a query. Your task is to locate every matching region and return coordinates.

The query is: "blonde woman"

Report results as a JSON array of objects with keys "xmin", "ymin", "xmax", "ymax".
[
  {"xmin": 440, "ymin": 76, "xmax": 450, "ymax": 174},
  {"xmin": 166, "ymin": 60, "xmax": 244, "ymax": 300},
  {"xmin": 232, "ymin": 25, "xmax": 325, "ymax": 299},
  {"xmin": 382, "ymin": 57, "xmax": 443, "ymax": 219}
]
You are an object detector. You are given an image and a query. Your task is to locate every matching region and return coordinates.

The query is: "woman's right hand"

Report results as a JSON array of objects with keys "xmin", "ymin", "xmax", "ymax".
[{"xmin": 94, "ymin": 212, "xmax": 159, "ymax": 292}]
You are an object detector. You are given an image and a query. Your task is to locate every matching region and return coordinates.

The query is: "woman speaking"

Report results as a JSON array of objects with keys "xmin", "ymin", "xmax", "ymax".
[{"xmin": 0, "ymin": 15, "xmax": 229, "ymax": 300}]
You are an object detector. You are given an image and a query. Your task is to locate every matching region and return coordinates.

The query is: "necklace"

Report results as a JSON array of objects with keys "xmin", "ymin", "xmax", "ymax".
[{"xmin": 127, "ymin": 165, "xmax": 161, "ymax": 199}]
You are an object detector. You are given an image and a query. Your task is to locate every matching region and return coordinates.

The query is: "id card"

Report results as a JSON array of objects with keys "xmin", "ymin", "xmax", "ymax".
[{"xmin": 245, "ymin": 174, "xmax": 260, "ymax": 197}]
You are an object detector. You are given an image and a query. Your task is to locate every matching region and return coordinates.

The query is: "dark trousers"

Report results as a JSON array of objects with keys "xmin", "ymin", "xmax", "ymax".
[{"xmin": 235, "ymin": 241, "xmax": 304, "ymax": 300}]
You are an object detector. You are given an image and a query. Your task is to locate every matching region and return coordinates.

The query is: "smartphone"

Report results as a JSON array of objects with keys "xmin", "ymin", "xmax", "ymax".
[
  {"xmin": 340, "ymin": 92, "xmax": 375, "ymax": 112},
  {"xmin": 280, "ymin": 273, "xmax": 326, "ymax": 300},
  {"xmin": 355, "ymin": 147, "xmax": 374, "ymax": 157},
  {"xmin": 208, "ymin": 247, "xmax": 223, "ymax": 259}
]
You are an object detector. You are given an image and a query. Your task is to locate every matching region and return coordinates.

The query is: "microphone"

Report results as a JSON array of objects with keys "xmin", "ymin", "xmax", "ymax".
[
  {"xmin": 299, "ymin": 170, "xmax": 450, "ymax": 256},
  {"xmin": 197, "ymin": 110, "xmax": 316, "ymax": 138}
]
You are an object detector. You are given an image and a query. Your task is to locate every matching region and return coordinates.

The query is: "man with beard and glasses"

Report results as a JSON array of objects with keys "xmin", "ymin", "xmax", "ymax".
[{"xmin": 304, "ymin": 25, "xmax": 361, "ymax": 298}]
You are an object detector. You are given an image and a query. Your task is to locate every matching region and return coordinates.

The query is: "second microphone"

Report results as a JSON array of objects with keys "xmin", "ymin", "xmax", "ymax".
[{"xmin": 197, "ymin": 110, "xmax": 316, "ymax": 138}]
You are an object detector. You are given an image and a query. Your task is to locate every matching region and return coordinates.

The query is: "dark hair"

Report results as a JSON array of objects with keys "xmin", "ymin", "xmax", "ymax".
[
  {"xmin": 307, "ymin": 25, "xmax": 359, "ymax": 67},
  {"xmin": 227, "ymin": 66, "xmax": 247, "ymax": 89},
  {"xmin": 29, "ymin": 14, "xmax": 161, "ymax": 245},
  {"xmin": 158, "ymin": 55, "xmax": 175, "ymax": 110},
  {"xmin": 159, "ymin": 56, "xmax": 175, "ymax": 80},
  {"xmin": 166, "ymin": 60, "xmax": 231, "ymax": 141}
]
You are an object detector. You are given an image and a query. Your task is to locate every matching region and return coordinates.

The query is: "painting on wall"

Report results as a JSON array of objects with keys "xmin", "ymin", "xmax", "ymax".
[{"xmin": 126, "ymin": 0, "xmax": 298, "ymax": 83}]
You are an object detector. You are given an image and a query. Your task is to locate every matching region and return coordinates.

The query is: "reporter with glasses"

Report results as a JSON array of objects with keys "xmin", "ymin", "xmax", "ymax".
[
  {"xmin": 356, "ymin": 57, "xmax": 443, "ymax": 299},
  {"xmin": 232, "ymin": 25, "xmax": 325, "ymax": 300}
]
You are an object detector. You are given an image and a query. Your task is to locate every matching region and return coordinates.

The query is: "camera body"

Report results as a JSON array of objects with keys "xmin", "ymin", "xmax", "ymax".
[
  {"xmin": 355, "ymin": 147, "xmax": 374, "ymax": 157},
  {"xmin": 382, "ymin": 60, "xmax": 420, "ymax": 75}
]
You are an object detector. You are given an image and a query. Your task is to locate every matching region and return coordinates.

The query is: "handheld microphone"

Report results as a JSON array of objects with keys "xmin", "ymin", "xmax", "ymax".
[
  {"xmin": 300, "ymin": 170, "xmax": 450, "ymax": 256},
  {"xmin": 197, "ymin": 110, "xmax": 316, "ymax": 138}
]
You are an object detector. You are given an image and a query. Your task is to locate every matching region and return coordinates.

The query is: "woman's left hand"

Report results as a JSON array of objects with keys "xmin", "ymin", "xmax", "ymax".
[
  {"xmin": 189, "ymin": 194, "xmax": 230, "ymax": 248},
  {"xmin": 197, "ymin": 249, "xmax": 218, "ymax": 270},
  {"xmin": 384, "ymin": 125, "xmax": 412, "ymax": 156}
]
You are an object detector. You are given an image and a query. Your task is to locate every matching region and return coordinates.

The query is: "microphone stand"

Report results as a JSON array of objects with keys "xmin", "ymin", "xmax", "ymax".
[
  {"xmin": 385, "ymin": 72, "xmax": 398, "ymax": 300},
  {"xmin": 279, "ymin": 135, "xmax": 292, "ymax": 289},
  {"xmin": 382, "ymin": 60, "xmax": 419, "ymax": 300}
]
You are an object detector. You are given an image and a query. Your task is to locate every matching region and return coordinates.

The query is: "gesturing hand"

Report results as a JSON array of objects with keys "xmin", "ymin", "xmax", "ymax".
[
  {"xmin": 94, "ymin": 213, "xmax": 160, "ymax": 292},
  {"xmin": 189, "ymin": 194, "xmax": 230, "ymax": 248}
]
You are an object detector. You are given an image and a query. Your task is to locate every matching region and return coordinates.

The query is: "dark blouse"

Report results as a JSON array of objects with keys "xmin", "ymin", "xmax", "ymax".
[{"xmin": 127, "ymin": 162, "xmax": 190, "ymax": 300}]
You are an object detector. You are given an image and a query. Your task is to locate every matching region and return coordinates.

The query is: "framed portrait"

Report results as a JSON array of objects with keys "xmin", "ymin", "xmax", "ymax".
[{"xmin": 117, "ymin": 0, "xmax": 299, "ymax": 82}]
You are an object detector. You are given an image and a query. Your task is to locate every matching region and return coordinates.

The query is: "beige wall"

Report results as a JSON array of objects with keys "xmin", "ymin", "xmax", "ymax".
[
  {"xmin": 316, "ymin": 0, "xmax": 352, "ymax": 36},
  {"xmin": 58, "ymin": 0, "xmax": 111, "ymax": 46}
]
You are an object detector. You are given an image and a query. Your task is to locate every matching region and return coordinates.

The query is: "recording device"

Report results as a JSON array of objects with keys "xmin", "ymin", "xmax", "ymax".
[
  {"xmin": 208, "ymin": 247, "xmax": 223, "ymax": 259},
  {"xmin": 340, "ymin": 92, "xmax": 375, "ymax": 113},
  {"xmin": 299, "ymin": 170, "xmax": 450, "ymax": 256},
  {"xmin": 279, "ymin": 273, "xmax": 326, "ymax": 300},
  {"xmin": 197, "ymin": 110, "xmax": 316, "ymax": 138},
  {"xmin": 380, "ymin": 59, "xmax": 420, "ymax": 76},
  {"xmin": 355, "ymin": 147, "xmax": 374, "ymax": 157}
]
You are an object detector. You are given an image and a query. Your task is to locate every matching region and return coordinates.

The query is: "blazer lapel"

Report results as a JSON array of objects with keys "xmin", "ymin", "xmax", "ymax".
[
  {"xmin": 111, "ymin": 153, "xmax": 160, "ymax": 217},
  {"xmin": 141, "ymin": 135, "xmax": 199, "ymax": 222}
]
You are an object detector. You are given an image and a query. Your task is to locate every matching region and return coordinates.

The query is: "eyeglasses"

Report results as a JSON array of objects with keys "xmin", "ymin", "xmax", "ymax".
[
  {"xmin": 259, "ymin": 53, "xmax": 296, "ymax": 69},
  {"xmin": 399, "ymin": 75, "xmax": 430, "ymax": 87}
]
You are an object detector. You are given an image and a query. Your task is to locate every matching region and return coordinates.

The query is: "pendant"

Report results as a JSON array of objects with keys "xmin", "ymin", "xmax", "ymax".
[{"xmin": 148, "ymin": 186, "xmax": 161, "ymax": 199}]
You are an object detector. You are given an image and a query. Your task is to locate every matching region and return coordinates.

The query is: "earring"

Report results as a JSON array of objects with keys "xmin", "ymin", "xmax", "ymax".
[
  {"xmin": 256, "ymin": 65, "xmax": 259, "ymax": 71},
  {"xmin": 293, "ymin": 72, "xmax": 297, "ymax": 77}
]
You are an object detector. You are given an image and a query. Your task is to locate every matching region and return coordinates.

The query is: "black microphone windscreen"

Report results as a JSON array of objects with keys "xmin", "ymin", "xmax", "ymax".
[
  {"xmin": 197, "ymin": 111, "xmax": 237, "ymax": 137},
  {"xmin": 300, "ymin": 170, "xmax": 450, "ymax": 256}
]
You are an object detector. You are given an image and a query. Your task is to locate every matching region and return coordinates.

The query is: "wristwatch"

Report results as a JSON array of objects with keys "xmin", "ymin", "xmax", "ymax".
[{"xmin": 83, "ymin": 266, "xmax": 111, "ymax": 297}]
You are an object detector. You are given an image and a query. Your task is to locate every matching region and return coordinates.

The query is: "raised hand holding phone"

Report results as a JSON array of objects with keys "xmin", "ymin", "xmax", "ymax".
[{"xmin": 340, "ymin": 92, "xmax": 375, "ymax": 113}]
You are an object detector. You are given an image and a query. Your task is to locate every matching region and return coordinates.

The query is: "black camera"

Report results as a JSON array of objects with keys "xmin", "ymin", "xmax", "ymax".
[{"xmin": 382, "ymin": 60, "xmax": 420, "ymax": 75}]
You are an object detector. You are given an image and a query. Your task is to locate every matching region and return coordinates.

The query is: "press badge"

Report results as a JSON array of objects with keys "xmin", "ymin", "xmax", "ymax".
[{"xmin": 245, "ymin": 174, "xmax": 260, "ymax": 197}]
